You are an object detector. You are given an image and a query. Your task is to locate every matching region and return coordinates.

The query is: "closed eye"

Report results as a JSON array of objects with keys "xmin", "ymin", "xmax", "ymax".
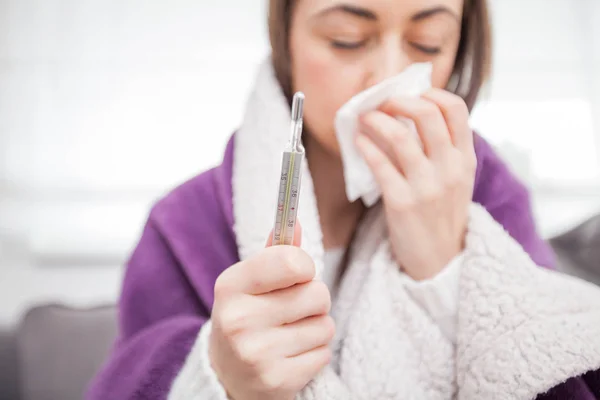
[
  {"xmin": 410, "ymin": 42, "xmax": 441, "ymax": 55},
  {"xmin": 331, "ymin": 39, "xmax": 368, "ymax": 50}
]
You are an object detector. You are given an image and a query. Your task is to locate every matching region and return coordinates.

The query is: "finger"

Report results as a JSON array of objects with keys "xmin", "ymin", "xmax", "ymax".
[
  {"xmin": 266, "ymin": 220, "xmax": 302, "ymax": 247},
  {"xmin": 380, "ymin": 97, "xmax": 451, "ymax": 159},
  {"xmin": 355, "ymin": 132, "xmax": 411, "ymax": 198},
  {"xmin": 357, "ymin": 112, "xmax": 401, "ymax": 165},
  {"xmin": 217, "ymin": 245, "xmax": 315, "ymax": 296},
  {"xmin": 359, "ymin": 111, "xmax": 427, "ymax": 178},
  {"xmin": 282, "ymin": 315, "xmax": 335, "ymax": 357},
  {"xmin": 216, "ymin": 281, "xmax": 330, "ymax": 332},
  {"xmin": 225, "ymin": 314, "xmax": 333, "ymax": 362},
  {"xmin": 256, "ymin": 315, "xmax": 335, "ymax": 358},
  {"xmin": 282, "ymin": 344, "xmax": 332, "ymax": 392},
  {"xmin": 421, "ymin": 88, "xmax": 474, "ymax": 154},
  {"xmin": 257, "ymin": 280, "xmax": 331, "ymax": 325}
]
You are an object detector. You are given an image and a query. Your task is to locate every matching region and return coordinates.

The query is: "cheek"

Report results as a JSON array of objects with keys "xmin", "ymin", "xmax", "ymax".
[
  {"xmin": 294, "ymin": 52, "xmax": 333, "ymax": 99},
  {"xmin": 292, "ymin": 46, "xmax": 364, "ymax": 152},
  {"xmin": 431, "ymin": 55, "xmax": 457, "ymax": 89}
]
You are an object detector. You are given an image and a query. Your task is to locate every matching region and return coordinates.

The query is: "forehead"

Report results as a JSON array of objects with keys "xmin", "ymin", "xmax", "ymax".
[{"xmin": 298, "ymin": 0, "xmax": 464, "ymax": 20}]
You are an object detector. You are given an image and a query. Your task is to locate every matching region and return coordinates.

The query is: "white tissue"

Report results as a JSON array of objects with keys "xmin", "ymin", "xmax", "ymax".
[{"xmin": 334, "ymin": 62, "xmax": 433, "ymax": 206}]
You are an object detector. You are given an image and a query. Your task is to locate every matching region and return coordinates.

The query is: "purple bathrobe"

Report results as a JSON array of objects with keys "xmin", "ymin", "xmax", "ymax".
[{"xmin": 87, "ymin": 134, "xmax": 600, "ymax": 399}]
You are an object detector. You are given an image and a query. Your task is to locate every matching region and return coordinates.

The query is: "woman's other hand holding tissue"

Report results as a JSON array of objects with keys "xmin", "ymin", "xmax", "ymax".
[{"xmin": 355, "ymin": 89, "xmax": 476, "ymax": 281}]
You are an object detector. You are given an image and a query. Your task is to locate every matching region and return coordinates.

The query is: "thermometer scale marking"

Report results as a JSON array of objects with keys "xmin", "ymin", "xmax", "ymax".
[{"xmin": 273, "ymin": 151, "xmax": 303, "ymax": 245}]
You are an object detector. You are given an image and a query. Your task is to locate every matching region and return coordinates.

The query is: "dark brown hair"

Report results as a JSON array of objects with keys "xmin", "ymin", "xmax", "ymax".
[{"xmin": 268, "ymin": 0, "xmax": 492, "ymax": 111}]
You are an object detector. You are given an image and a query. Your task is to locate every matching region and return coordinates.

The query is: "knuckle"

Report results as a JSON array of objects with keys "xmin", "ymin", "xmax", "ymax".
[
  {"xmin": 443, "ymin": 173, "xmax": 461, "ymax": 191},
  {"xmin": 442, "ymin": 160, "xmax": 463, "ymax": 186},
  {"xmin": 384, "ymin": 98, "xmax": 402, "ymax": 113},
  {"xmin": 368, "ymin": 150, "xmax": 388, "ymax": 171},
  {"xmin": 216, "ymin": 303, "xmax": 248, "ymax": 337},
  {"xmin": 362, "ymin": 110, "xmax": 378, "ymax": 126},
  {"xmin": 385, "ymin": 179, "xmax": 423, "ymax": 211},
  {"xmin": 320, "ymin": 347, "xmax": 333, "ymax": 367},
  {"xmin": 448, "ymin": 151, "xmax": 477, "ymax": 183},
  {"xmin": 320, "ymin": 316, "xmax": 336, "ymax": 341},
  {"xmin": 420, "ymin": 184, "xmax": 444, "ymax": 203},
  {"xmin": 446, "ymin": 168, "xmax": 462, "ymax": 185},
  {"xmin": 312, "ymin": 346, "xmax": 333, "ymax": 371},
  {"xmin": 430, "ymin": 132, "xmax": 448, "ymax": 149},
  {"xmin": 390, "ymin": 125, "xmax": 411, "ymax": 147},
  {"xmin": 465, "ymin": 151, "xmax": 478, "ymax": 173},
  {"xmin": 381, "ymin": 115, "xmax": 402, "ymax": 138},
  {"xmin": 279, "ymin": 247, "xmax": 315, "ymax": 282},
  {"xmin": 447, "ymin": 96, "xmax": 469, "ymax": 116},
  {"xmin": 415, "ymin": 102, "xmax": 439, "ymax": 121},
  {"xmin": 260, "ymin": 368, "xmax": 286, "ymax": 392},
  {"xmin": 388, "ymin": 192, "xmax": 416, "ymax": 212},
  {"xmin": 424, "ymin": 87, "xmax": 441, "ymax": 98},
  {"xmin": 214, "ymin": 268, "xmax": 235, "ymax": 298},
  {"xmin": 234, "ymin": 336, "xmax": 262, "ymax": 366},
  {"xmin": 308, "ymin": 281, "xmax": 332, "ymax": 314}
]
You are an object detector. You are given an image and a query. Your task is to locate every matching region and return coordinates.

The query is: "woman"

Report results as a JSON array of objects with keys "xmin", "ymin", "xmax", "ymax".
[{"xmin": 88, "ymin": 0, "xmax": 600, "ymax": 399}]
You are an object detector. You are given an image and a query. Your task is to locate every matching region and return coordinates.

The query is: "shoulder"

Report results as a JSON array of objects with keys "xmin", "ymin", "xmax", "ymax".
[
  {"xmin": 472, "ymin": 133, "xmax": 555, "ymax": 268},
  {"xmin": 117, "ymin": 136, "xmax": 240, "ymax": 331},
  {"xmin": 472, "ymin": 133, "xmax": 530, "ymax": 208},
  {"xmin": 146, "ymin": 136, "xmax": 239, "ymax": 285},
  {"xmin": 150, "ymin": 136, "xmax": 235, "ymax": 238},
  {"xmin": 151, "ymin": 169, "xmax": 229, "ymax": 233}
]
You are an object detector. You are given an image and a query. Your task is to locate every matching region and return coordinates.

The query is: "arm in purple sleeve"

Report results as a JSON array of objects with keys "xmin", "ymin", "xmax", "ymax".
[
  {"xmin": 86, "ymin": 216, "xmax": 209, "ymax": 400},
  {"xmin": 473, "ymin": 135, "xmax": 555, "ymax": 268},
  {"xmin": 536, "ymin": 371, "xmax": 600, "ymax": 400},
  {"xmin": 87, "ymin": 139, "xmax": 240, "ymax": 399}
]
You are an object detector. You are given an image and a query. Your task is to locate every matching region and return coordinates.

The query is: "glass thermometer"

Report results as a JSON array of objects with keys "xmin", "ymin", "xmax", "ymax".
[{"xmin": 272, "ymin": 92, "xmax": 305, "ymax": 246}]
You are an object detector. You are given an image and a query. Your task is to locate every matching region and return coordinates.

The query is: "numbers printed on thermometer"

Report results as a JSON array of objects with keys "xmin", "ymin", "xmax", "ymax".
[{"xmin": 272, "ymin": 151, "xmax": 304, "ymax": 246}]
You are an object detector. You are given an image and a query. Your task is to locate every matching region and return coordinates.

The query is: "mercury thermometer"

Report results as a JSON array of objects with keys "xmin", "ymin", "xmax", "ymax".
[{"xmin": 272, "ymin": 92, "xmax": 305, "ymax": 246}]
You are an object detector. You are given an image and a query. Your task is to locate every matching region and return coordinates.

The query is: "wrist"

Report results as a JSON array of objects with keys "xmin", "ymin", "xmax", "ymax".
[{"xmin": 402, "ymin": 243, "xmax": 463, "ymax": 281}]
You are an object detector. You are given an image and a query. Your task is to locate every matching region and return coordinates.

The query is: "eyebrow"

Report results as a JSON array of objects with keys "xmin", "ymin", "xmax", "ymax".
[
  {"xmin": 411, "ymin": 6, "xmax": 461, "ymax": 23},
  {"xmin": 316, "ymin": 3, "xmax": 460, "ymax": 24},
  {"xmin": 316, "ymin": 4, "xmax": 378, "ymax": 21}
]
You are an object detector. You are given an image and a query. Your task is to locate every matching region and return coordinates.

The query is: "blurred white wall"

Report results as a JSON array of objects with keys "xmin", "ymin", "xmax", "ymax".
[
  {"xmin": 0, "ymin": 0, "xmax": 599, "ymax": 326},
  {"xmin": 0, "ymin": 0, "xmax": 270, "ymax": 325},
  {"xmin": 471, "ymin": 0, "xmax": 600, "ymax": 236}
]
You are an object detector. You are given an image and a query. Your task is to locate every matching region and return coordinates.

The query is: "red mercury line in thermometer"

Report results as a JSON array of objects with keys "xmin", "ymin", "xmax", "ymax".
[{"xmin": 272, "ymin": 92, "xmax": 305, "ymax": 246}]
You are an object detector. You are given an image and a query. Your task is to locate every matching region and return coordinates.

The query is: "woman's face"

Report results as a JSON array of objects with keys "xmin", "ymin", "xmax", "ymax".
[{"xmin": 289, "ymin": 0, "xmax": 464, "ymax": 154}]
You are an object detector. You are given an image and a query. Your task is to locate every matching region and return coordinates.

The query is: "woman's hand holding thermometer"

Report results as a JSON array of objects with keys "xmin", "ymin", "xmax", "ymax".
[{"xmin": 209, "ymin": 93, "xmax": 334, "ymax": 400}]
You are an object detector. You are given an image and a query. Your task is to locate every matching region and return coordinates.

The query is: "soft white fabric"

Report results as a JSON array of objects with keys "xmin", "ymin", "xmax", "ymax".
[
  {"xmin": 401, "ymin": 253, "xmax": 463, "ymax": 344},
  {"xmin": 334, "ymin": 62, "xmax": 432, "ymax": 206},
  {"xmin": 169, "ymin": 58, "xmax": 600, "ymax": 400},
  {"xmin": 323, "ymin": 247, "xmax": 463, "ymax": 343},
  {"xmin": 322, "ymin": 248, "xmax": 345, "ymax": 292},
  {"xmin": 168, "ymin": 320, "xmax": 228, "ymax": 400}
]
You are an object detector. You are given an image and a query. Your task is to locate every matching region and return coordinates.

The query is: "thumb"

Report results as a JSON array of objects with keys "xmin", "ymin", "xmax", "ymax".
[{"xmin": 265, "ymin": 220, "xmax": 302, "ymax": 248}]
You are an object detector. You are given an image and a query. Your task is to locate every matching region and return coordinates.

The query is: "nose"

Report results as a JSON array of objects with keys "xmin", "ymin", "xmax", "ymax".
[{"xmin": 366, "ymin": 39, "xmax": 411, "ymax": 87}]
